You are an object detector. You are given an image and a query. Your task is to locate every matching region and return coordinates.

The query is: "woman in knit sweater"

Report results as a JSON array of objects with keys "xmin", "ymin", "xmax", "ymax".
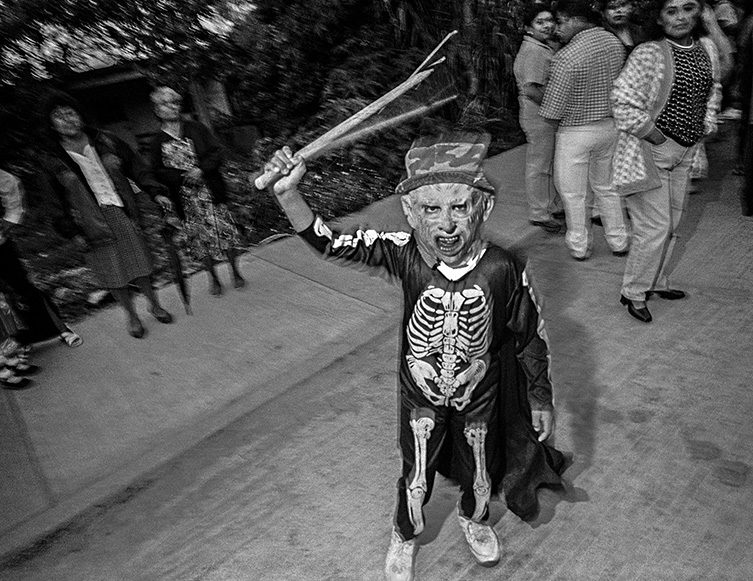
[{"xmin": 611, "ymin": 0, "xmax": 721, "ymax": 323}]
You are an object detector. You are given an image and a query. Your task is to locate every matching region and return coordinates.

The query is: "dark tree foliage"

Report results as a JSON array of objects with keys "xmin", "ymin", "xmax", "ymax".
[{"xmin": 1, "ymin": 0, "xmax": 527, "ymax": 165}]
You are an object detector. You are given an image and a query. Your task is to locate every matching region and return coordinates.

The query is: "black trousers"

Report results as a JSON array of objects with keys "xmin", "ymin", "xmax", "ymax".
[{"xmin": 0, "ymin": 240, "xmax": 66, "ymax": 344}]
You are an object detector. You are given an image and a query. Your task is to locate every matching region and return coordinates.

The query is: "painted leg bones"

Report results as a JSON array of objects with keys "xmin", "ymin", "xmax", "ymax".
[
  {"xmin": 463, "ymin": 421, "xmax": 491, "ymax": 521},
  {"xmin": 457, "ymin": 420, "xmax": 500, "ymax": 566},
  {"xmin": 406, "ymin": 407, "xmax": 435, "ymax": 536}
]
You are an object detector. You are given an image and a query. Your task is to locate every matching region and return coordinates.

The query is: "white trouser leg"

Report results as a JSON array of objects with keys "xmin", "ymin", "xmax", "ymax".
[
  {"xmin": 554, "ymin": 126, "xmax": 594, "ymax": 258},
  {"xmin": 589, "ymin": 121, "xmax": 628, "ymax": 252},
  {"xmin": 407, "ymin": 408, "xmax": 435, "ymax": 535},
  {"xmin": 521, "ymin": 112, "xmax": 558, "ymax": 221},
  {"xmin": 622, "ymin": 139, "xmax": 692, "ymax": 299}
]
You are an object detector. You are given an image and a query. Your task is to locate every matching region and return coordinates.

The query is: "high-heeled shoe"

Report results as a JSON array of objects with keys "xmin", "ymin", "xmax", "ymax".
[
  {"xmin": 620, "ymin": 295, "xmax": 652, "ymax": 323},
  {"xmin": 209, "ymin": 279, "xmax": 223, "ymax": 296},
  {"xmin": 149, "ymin": 306, "xmax": 174, "ymax": 324},
  {"xmin": 128, "ymin": 316, "xmax": 145, "ymax": 338},
  {"xmin": 647, "ymin": 289, "xmax": 686, "ymax": 300}
]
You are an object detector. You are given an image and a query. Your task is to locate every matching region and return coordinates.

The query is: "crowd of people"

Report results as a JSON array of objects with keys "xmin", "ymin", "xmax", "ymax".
[
  {"xmin": 514, "ymin": 0, "xmax": 751, "ymax": 325},
  {"xmin": 0, "ymin": 87, "xmax": 246, "ymax": 389}
]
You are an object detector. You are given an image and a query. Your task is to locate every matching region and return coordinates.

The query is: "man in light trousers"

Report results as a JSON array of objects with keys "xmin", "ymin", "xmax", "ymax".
[{"xmin": 540, "ymin": 0, "xmax": 629, "ymax": 260}]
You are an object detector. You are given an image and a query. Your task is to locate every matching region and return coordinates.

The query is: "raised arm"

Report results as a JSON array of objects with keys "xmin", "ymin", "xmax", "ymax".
[
  {"xmin": 264, "ymin": 146, "xmax": 315, "ymax": 232},
  {"xmin": 263, "ymin": 146, "xmax": 407, "ymax": 279}
]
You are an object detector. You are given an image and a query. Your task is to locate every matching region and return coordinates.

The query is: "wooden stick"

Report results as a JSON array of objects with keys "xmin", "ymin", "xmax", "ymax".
[
  {"xmin": 409, "ymin": 30, "xmax": 458, "ymax": 77},
  {"xmin": 310, "ymin": 95, "xmax": 458, "ymax": 161},
  {"xmin": 254, "ymin": 68, "xmax": 434, "ymax": 189}
]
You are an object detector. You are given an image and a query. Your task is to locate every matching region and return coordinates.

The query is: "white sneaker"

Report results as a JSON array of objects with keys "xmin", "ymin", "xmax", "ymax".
[
  {"xmin": 457, "ymin": 512, "xmax": 501, "ymax": 566},
  {"xmin": 384, "ymin": 529, "xmax": 417, "ymax": 581}
]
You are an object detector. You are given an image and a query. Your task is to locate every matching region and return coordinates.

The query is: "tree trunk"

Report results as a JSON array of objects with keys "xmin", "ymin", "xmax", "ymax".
[{"xmin": 461, "ymin": 0, "xmax": 479, "ymax": 97}]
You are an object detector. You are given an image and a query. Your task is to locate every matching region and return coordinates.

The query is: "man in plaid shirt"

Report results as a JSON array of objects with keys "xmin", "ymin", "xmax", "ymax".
[{"xmin": 540, "ymin": 0, "xmax": 628, "ymax": 260}]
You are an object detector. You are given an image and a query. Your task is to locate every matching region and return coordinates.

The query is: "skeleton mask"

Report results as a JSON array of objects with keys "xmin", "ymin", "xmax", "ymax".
[{"xmin": 401, "ymin": 183, "xmax": 494, "ymax": 268}]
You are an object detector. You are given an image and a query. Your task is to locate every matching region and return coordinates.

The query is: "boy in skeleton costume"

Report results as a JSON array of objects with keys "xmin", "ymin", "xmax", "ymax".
[{"xmin": 265, "ymin": 133, "xmax": 566, "ymax": 581}]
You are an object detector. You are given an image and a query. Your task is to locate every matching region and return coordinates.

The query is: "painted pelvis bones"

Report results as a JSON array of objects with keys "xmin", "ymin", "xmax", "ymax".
[{"xmin": 406, "ymin": 284, "xmax": 492, "ymax": 410}]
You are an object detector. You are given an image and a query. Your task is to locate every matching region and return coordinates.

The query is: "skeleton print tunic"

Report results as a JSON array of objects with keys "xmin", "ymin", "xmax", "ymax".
[{"xmin": 299, "ymin": 216, "xmax": 554, "ymax": 413}]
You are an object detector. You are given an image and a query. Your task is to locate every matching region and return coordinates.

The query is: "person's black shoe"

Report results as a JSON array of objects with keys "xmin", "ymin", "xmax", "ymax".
[
  {"xmin": 620, "ymin": 295, "xmax": 652, "ymax": 323},
  {"xmin": 529, "ymin": 219, "xmax": 562, "ymax": 234},
  {"xmin": 149, "ymin": 306, "xmax": 174, "ymax": 323},
  {"xmin": 128, "ymin": 316, "xmax": 145, "ymax": 338},
  {"xmin": 647, "ymin": 289, "xmax": 686, "ymax": 300},
  {"xmin": 210, "ymin": 280, "xmax": 223, "ymax": 296}
]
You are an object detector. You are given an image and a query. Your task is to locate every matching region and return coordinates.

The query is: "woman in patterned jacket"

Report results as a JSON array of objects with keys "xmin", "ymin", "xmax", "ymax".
[
  {"xmin": 611, "ymin": 0, "xmax": 721, "ymax": 323},
  {"xmin": 149, "ymin": 87, "xmax": 244, "ymax": 296}
]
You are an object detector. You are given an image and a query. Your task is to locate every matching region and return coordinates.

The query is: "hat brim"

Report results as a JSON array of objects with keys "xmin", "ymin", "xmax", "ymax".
[{"xmin": 395, "ymin": 171, "xmax": 495, "ymax": 195}]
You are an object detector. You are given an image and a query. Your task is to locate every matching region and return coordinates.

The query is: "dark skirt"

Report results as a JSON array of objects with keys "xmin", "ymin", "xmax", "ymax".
[{"xmin": 85, "ymin": 205, "xmax": 152, "ymax": 288}]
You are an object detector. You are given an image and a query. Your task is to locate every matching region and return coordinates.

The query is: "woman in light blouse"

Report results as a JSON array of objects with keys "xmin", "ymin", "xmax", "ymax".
[{"xmin": 40, "ymin": 91, "xmax": 175, "ymax": 338}]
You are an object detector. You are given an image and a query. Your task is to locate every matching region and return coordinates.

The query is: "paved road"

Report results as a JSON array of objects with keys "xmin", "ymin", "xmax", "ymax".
[{"xmin": 2, "ymin": 135, "xmax": 752, "ymax": 580}]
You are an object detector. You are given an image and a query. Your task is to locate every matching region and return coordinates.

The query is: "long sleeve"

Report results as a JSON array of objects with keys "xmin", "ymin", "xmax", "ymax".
[
  {"xmin": 504, "ymin": 266, "xmax": 553, "ymax": 411},
  {"xmin": 149, "ymin": 134, "xmax": 185, "ymax": 193},
  {"xmin": 298, "ymin": 215, "xmax": 409, "ymax": 281},
  {"xmin": 111, "ymin": 134, "xmax": 166, "ymax": 201},
  {"xmin": 611, "ymin": 43, "xmax": 662, "ymax": 139},
  {"xmin": 191, "ymin": 121, "xmax": 224, "ymax": 175},
  {"xmin": 700, "ymin": 37, "xmax": 723, "ymax": 135},
  {"xmin": 38, "ymin": 159, "xmax": 81, "ymax": 240}
]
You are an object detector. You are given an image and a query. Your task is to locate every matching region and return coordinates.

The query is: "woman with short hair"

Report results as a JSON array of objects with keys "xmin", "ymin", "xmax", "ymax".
[
  {"xmin": 513, "ymin": 3, "xmax": 564, "ymax": 233},
  {"xmin": 611, "ymin": 0, "xmax": 721, "ymax": 322},
  {"xmin": 149, "ymin": 87, "xmax": 244, "ymax": 296},
  {"xmin": 40, "ymin": 91, "xmax": 175, "ymax": 338}
]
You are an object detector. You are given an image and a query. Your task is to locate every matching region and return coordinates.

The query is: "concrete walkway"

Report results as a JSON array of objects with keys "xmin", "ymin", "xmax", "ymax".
[{"xmin": 1, "ymin": 134, "xmax": 752, "ymax": 580}]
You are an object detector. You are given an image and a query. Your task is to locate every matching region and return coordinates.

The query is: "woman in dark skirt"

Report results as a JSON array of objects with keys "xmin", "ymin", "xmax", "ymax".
[
  {"xmin": 149, "ymin": 86, "xmax": 244, "ymax": 296},
  {"xmin": 40, "ymin": 91, "xmax": 174, "ymax": 338}
]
